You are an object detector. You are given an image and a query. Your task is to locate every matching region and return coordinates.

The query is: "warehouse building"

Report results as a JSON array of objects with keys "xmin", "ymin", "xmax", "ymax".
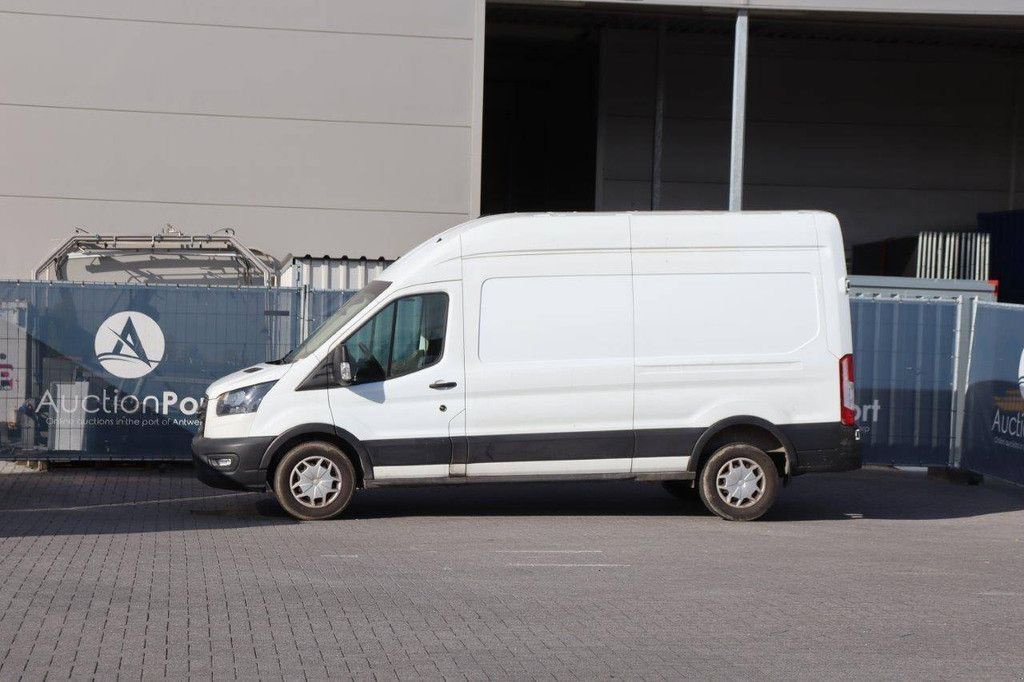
[{"xmin": 3, "ymin": 1, "xmax": 1024, "ymax": 280}]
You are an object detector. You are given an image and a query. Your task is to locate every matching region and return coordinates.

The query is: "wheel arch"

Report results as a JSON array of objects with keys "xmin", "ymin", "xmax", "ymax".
[
  {"xmin": 687, "ymin": 416, "xmax": 797, "ymax": 478},
  {"xmin": 259, "ymin": 423, "xmax": 372, "ymax": 487}
]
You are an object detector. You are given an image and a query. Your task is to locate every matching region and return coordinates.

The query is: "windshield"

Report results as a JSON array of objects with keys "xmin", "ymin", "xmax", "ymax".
[{"xmin": 279, "ymin": 280, "xmax": 391, "ymax": 363}]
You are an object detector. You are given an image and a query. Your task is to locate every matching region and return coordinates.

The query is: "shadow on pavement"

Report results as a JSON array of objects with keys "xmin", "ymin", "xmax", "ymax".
[
  {"xmin": 344, "ymin": 466, "xmax": 1024, "ymax": 523},
  {"xmin": 0, "ymin": 464, "xmax": 1021, "ymax": 537},
  {"xmin": 764, "ymin": 466, "xmax": 1024, "ymax": 522}
]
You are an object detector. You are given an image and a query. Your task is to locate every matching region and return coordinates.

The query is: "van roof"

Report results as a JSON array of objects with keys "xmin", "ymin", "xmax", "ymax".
[{"xmin": 381, "ymin": 210, "xmax": 839, "ymax": 287}]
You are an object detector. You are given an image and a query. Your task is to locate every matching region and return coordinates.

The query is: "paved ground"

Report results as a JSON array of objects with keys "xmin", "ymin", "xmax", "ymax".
[{"xmin": 0, "ymin": 464, "xmax": 1022, "ymax": 681}]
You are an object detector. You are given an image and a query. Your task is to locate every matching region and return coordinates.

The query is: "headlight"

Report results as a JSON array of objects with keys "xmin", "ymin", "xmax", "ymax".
[{"xmin": 216, "ymin": 381, "xmax": 276, "ymax": 416}]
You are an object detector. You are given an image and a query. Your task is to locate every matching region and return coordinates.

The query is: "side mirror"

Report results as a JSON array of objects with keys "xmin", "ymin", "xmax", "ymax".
[{"xmin": 333, "ymin": 346, "xmax": 353, "ymax": 386}]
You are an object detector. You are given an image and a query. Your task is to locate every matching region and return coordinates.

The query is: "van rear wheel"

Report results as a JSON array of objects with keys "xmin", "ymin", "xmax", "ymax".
[
  {"xmin": 272, "ymin": 441, "xmax": 356, "ymax": 521},
  {"xmin": 698, "ymin": 444, "xmax": 779, "ymax": 521}
]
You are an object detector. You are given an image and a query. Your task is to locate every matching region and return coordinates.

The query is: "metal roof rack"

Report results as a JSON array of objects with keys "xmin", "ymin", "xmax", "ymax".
[{"xmin": 33, "ymin": 226, "xmax": 278, "ymax": 287}]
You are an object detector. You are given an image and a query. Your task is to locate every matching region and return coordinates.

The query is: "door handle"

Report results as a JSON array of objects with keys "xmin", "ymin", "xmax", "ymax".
[{"xmin": 429, "ymin": 380, "xmax": 457, "ymax": 390}]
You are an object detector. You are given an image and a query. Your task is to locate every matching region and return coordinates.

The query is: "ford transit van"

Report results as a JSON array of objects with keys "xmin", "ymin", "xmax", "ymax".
[{"xmin": 193, "ymin": 211, "xmax": 860, "ymax": 521}]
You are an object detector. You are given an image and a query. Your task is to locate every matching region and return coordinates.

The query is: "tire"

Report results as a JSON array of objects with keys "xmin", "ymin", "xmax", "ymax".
[
  {"xmin": 272, "ymin": 441, "xmax": 356, "ymax": 521},
  {"xmin": 697, "ymin": 444, "xmax": 779, "ymax": 521}
]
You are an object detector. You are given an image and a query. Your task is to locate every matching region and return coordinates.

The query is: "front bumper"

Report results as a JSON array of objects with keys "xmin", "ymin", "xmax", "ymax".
[
  {"xmin": 790, "ymin": 424, "xmax": 862, "ymax": 475},
  {"xmin": 192, "ymin": 435, "xmax": 275, "ymax": 491}
]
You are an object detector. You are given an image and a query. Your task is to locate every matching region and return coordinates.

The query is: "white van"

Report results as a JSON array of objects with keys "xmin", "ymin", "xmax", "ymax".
[{"xmin": 193, "ymin": 211, "xmax": 860, "ymax": 521}]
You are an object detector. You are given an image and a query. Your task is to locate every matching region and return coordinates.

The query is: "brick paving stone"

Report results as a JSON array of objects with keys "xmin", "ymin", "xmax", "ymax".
[{"xmin": 0, "ymin": 464, "xmax": 1022, "ymax": 679}]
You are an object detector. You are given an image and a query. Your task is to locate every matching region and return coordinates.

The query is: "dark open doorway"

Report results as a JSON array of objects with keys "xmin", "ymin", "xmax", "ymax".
[{"xmin": 481, "ymin": 11, "xmax": 599, "ymax": 215}]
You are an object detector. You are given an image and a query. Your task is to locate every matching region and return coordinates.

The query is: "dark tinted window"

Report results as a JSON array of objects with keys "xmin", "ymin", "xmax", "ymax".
[{"xmin": 342, "ymin": 293, "xmax": 448, "ymax": 383}]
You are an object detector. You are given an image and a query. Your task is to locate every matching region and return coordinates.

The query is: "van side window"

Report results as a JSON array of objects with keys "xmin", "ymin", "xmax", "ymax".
[
  {"xmin": 342, "ymin": 293, "xmax": 448, "ymax": 383},
  {"xmin": 390, "ymin": 294, "xmax": 448, "ymax": 378}
]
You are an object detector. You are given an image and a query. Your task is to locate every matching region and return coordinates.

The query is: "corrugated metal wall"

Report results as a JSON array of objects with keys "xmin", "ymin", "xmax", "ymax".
[{"xmin": 280, "ymin": 257, "xmax": 393, "ymax": 292}]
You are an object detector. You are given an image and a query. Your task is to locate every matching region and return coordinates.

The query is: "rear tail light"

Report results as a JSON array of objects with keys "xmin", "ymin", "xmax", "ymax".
[{"xmin": 839, "ymin": 354, "xmax": 856, "ymax": 426}]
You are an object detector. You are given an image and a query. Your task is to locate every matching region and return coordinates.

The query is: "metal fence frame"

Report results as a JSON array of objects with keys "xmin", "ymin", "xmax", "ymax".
[
  {"xmin": 2, "ymin": 278, "xmax": 1024, "ymax": 485},
  {"xmin": 850, "ymin": 296, "xmax": 960, "ymax": 467},
  {"xmin": 957, "ymin": 299, "xmax": 1024, "ymax": 484}
]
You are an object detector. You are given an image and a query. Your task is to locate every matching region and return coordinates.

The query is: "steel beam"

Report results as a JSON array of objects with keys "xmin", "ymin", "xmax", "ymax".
[
  {"xmin": 651, "ymin": 21, "xmax": 667, "ymax": 210},
  {"xmin": 729, "ymin": 10, "xmax": 749, "ymax": 212}
]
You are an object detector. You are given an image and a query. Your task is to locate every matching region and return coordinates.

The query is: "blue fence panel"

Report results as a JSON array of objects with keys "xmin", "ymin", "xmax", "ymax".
[
  {"xmin": 851, "ymin": 298, "xmax": 958, "ymax": 466},
  {"xmin": 0, "ymin": 282, "xmax": 990, "ymax": 471},
  {"xmin": 962, "ymin": 302, "xmax": 1024, "ymax": 484},
  {"xmin": 308, "ymin": 290, "xmax": 355, "ymax": 332},
  {"xmin": 0, "ymin": 281, "xmax": 301, "ymax": 460}
]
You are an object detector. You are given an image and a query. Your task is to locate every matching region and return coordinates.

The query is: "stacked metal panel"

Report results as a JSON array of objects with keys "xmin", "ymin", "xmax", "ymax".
[{"xmin": 915, "ymin": 231, "xmax": 990, "ymax": 280}]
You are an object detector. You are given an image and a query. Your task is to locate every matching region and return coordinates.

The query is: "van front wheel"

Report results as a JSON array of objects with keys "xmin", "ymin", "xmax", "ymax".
[
  {"xmin": 698, "ymin": 444, "xmax": 779, "ymax": 521},
  {"xmin": 272, "ymin": 442, "xmax": 356, "ymax": 521}
]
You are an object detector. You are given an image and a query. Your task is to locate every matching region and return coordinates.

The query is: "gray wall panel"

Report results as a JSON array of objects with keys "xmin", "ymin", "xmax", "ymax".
[
  {"xmin": 0, "ymin": 1, "xmax": 476, "ymax": 38},
  {"xmin": 603, "ymin": 115, "xmax": 655, "ymax": 183},
  {"xmin": 597, "ymin": 26, "xmax": 1020, "ymax": 245},
  {"xmin": 749, "ymin": 52, "xmax": 1014, "ymax": 128},
  {"xmin": 602, "ymin": 179, "xmax": 729, "ymax": 210},
  {"xmin": 742, "ymin": 185, "xmax": 1001, "ymax": 235},
  {"xmin": 1, "ymin": 106, "xmax": 470, "ymax": 213},
  {"xmin": 0, "ymin": 13, "xmax": 474, "ymax": 126},
  {"xmin": 0, "ymin": 0, "xmax": 483, "ymax": 277},
  {"xmin": 602, "ymin": 31, "xmax": 657, "ymax": 117},
  {"xmin": 743, "ymin": 122, "xmax": 1011, "ymax": 190},
  {"xmin": 602, "ymin": 179, "xmax": 999, "ymax": 238},
  {"xmin": 558, "ymin": 0, "xmax": 1024, "ymax": 17}
]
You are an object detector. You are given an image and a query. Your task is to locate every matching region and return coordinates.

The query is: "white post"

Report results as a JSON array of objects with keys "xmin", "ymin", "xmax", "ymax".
[{"xmin": 729, "ymin": 10, "xmax": 749, "ymax": 212}]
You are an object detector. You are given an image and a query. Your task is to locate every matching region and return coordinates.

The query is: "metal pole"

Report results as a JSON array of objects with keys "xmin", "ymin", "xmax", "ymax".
[
  {"xmin": 728, "ymin": 10, "xmax": 749, "ymax": 212},
  {"xmin": 595, "ymin": 27, "xmax": 608, "ymax": 210},
  {"xmin": 950, "ymin": 296, "xmax": 979, "ymax": 469},
  {"xmin": 651, "ymin": 21, "xmax": 666, "ymax": 210},
  {"xmin": 1009, "ymin": 61, "xmax": 1020, "ymax": 211},
  {"xmin": 300, "ymin": 284, "xmax": 310, "ymax": 340}
]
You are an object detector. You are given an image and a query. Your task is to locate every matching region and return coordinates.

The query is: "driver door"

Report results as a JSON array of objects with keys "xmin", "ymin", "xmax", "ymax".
[{"xmin": 327, "ymin": 283, "xmax": 465, "ymax": 481}]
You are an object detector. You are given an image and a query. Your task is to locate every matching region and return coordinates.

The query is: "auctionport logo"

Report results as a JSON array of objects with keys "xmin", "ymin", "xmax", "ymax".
[
  {"xmin": 1019, "ymin": 347, "xmax": 1024, "ymax": 400},
  {"xmin": 991, "ymin": 346, "xmax": 1024, "ymax": 444},
  {"xmin": 95, "ymin": 312, "xmax": 165, "ymax": 379},
  {"xmin": 39, "ymin": 311, "xmax": 198, "ymax": 427}
]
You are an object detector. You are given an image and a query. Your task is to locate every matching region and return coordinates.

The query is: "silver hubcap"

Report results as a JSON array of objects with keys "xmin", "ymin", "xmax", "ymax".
[
  {"xmin": 716, "ymin": 457, "xmax": 765, "ymax": 508},
  {"xmin": 290, "ymin": 456, "xmax": 342, "ymax": 508}
]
